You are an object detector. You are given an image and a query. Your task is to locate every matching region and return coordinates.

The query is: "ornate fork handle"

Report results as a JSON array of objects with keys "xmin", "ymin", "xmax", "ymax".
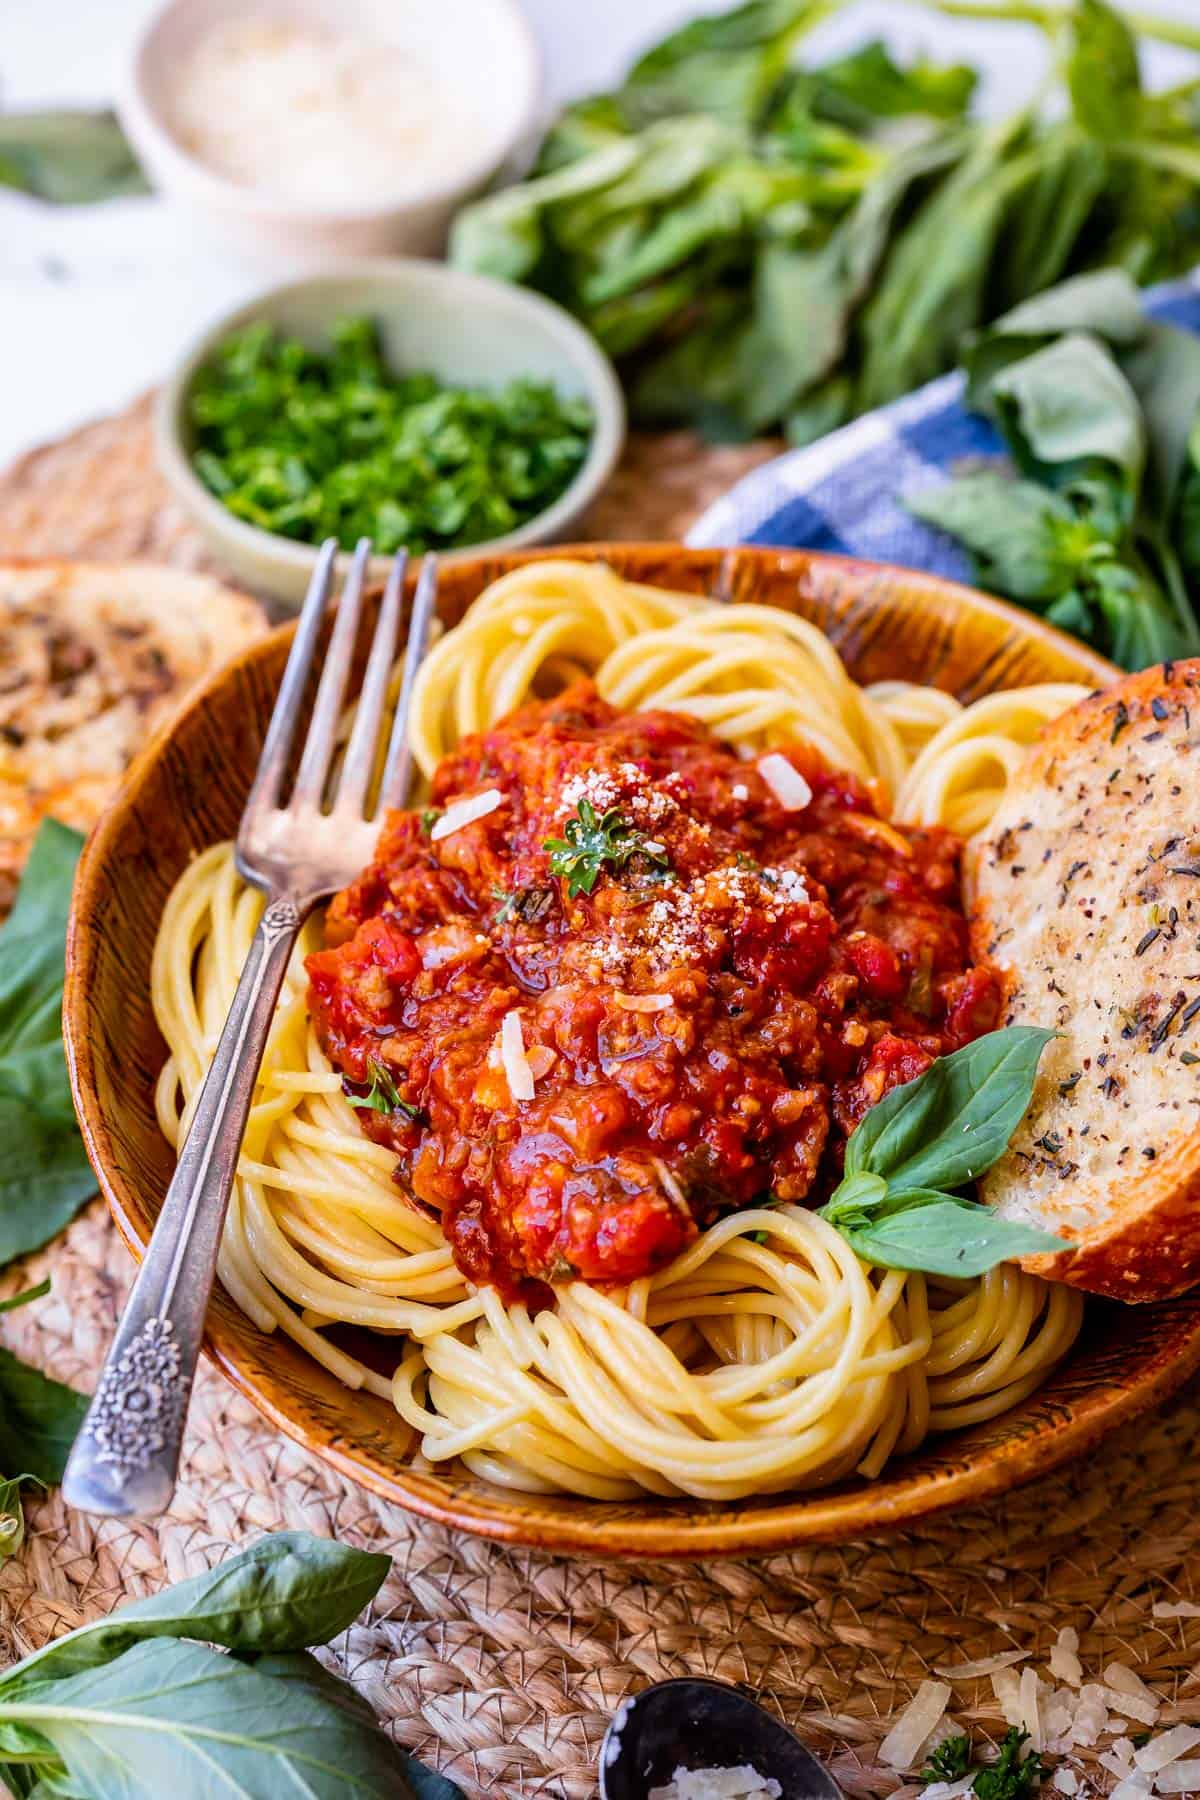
[{"xmin": 62, "ymin": 891, "xmax": 309, "ymax": 1517}]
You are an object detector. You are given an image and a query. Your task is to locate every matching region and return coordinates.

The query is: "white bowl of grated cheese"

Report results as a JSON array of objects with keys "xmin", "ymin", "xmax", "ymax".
[{"xmin": 120, "ymin": 0, "xmax": 542, "ymax": 261}]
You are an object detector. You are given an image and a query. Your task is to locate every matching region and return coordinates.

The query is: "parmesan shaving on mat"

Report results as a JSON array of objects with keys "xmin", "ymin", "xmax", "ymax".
[
  {"xmin": 878, "ymin": 1680, "xmax": 951, "ymax": 1770},
  {"xmin": 936, "ymin": 1651, "xmax": 1029, "ymax": 1679},
  {"xmin": 1050, "ymin": 1627, "xmax": 1083, "ymax": 1687},
  {"xmin": 922, "ymin": 1778, "xmax": 975, "ymax": 1800},
  {"xmin": 1135, "ymin": 1726, "xmax": 1200, "ymax": 1772},
  {"xmin": 430, "ymin": 787, "xmax": 502, "ymax": 841},
  {"xmin": 756, "ymin": 753, "xmax": 812, "ymax": 812},
  {"xmin": 614, "ymin": 991, "xmax": 673, "ymax": 1012},
  {"xmin": 1019, "ymin": 1665, "xmax": 1043, "ymax": 1751},
  {"xmin": 1052, "ymin": 1772, "xmax": 1079, "ymax": 1795},
  {"xmin": 499, "ymin": 1010, "xmax": 534, "ymax": 1102},
  {"xmin": 1158, "ymin": 1761, "xmax": 1200, "ymax": 1792},
  {"xmin": 1152, "ymin": 1601, "xmax": 1200, "ymax": 1619}
]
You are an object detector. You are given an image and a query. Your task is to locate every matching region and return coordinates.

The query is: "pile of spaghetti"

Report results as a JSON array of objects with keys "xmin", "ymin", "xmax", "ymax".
[{"xmin": 153, "ymin": 562, "xmax": 1085, "ymax": 1500}]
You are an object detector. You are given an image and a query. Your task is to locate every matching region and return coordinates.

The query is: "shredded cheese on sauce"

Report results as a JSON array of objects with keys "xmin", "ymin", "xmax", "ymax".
[
  {"xmin": 500, "ymin": 1009, "xmax": 534, "ymax": 1102},
  {"xmin": 431, "ymin": 788, "xmax": 502, "ymax": 842},
  {"xmin": 757, "ymin": 753, "xmax": 813, "ymax": 812}
]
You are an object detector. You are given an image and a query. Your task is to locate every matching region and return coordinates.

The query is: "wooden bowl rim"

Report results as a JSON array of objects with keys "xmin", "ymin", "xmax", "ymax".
[{"xmin": 63, "ymin": 543, "xmax": 1200, "ymax": 1558}]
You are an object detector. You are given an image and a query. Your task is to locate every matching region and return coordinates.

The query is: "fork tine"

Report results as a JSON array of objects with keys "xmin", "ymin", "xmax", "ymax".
[
  {"xmin": 376, "ymin": 554, "xmax": 439, "ymax": 814},
  {"xmin": 334, "ymin": 548, "xmax": 408, "ymax": 817},
  {"xmin": 244, "ymin": 538, "xmax": 338, "ymax": 815},
  {"xmin": 291, "ymin": 537, "xmax": 372, "ymax": 809}
]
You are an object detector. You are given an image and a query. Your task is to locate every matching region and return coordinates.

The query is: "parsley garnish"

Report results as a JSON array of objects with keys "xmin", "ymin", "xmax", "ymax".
[
  {"xmin": 420, "ymin": 808, "xmax": 441, "ymax": 837},
  {"xmin": 922, "ymin": 1729, "xmax": 1042, "ymax": 1798},
  {"xmin": 344, "ymin": 1058, "xmax": 426, "ymax": 1125},
  {"xmin": 543, "ymin": 799, "xmax": 670, "ymax": 898},
  {"xmin": 922, "ymin": 1736, "xmax": 972, "ymax": 1783}
]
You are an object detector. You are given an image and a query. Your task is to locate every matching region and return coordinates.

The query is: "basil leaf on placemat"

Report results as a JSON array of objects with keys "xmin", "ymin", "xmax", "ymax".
[
  {"xmin": 823, "ymin": 1027, "xmax": 1071, "ymax": 1277},
  {"xmin": 0, "ymin": 1346, "xmax": 87, "ymax": 1486},
  {"xmin": 0, "ymin": 109, "xmax": 148, "ymax": 205},
  {"xmin": 0, "ymin": 1637, "xmax": 416, "ymax": 1799},
  {"xmin": 0, "ymin": 1532, "xmax": 391, "ymax": 1693},
  {"xmin": 0, "ymin": 820, "xmax": 94, "ymax": 1268}
]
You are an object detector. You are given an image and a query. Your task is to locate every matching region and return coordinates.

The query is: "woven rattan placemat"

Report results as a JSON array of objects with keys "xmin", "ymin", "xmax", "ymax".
[{"xmin": 4, "ymin": 399, "xmax": 1200, "ymax": 1799}]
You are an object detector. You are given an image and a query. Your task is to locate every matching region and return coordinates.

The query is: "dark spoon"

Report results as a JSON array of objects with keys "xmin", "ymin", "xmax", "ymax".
[{"xmin": 600, "ymin": 1677, "xmax": 847, "ymax": 1800}]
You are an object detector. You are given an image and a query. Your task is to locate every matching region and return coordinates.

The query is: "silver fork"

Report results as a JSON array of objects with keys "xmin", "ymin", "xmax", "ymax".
[{"xmin": 62, "ymin": 538, "xmax": 439, "ymax": 1519}]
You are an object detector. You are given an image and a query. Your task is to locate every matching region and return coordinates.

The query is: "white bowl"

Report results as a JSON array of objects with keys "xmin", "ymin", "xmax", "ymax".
[
  {"xmin": 156, "ymin": 260, "xmax": 627, "ymax": 605},
  {"xmin": 120, "ymin": 0, "xmax": 541, "ymax": 261}
]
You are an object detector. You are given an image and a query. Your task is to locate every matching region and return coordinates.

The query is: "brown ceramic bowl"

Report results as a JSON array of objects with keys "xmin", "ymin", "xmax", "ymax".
[{"xmin": 64, "ymin": 545, "xmax": 1200, "ymax": 1558}]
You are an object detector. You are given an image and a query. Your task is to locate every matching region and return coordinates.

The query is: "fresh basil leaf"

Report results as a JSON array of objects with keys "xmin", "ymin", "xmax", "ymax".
[
  {"xmin": 1087, "ymin": 552, "xmax": 1200, "ymax": 665},
  {"xmin": 806, "ymin": 39, "xmax": 976, "ymax": 129},
  {"xmin": 988, "ymin": 332, "xmax": 1146, "ymax": 522},
  {"xmin": 963, "ymin": 268, "xmax": 1146, "ymax": 407},
  {"xmin": 0, "ymin": 1637, "xmax": 416, "ymax": 1800},
  {"xmin": 844, "ymin": 1198, "xmax": 1073, "ymax": 1278},
  {"xmin": 1122, "ymin": 321, "xmax": 1200, "ymax": 527},
  {"xmin": 0, "ymin": 110, "xmax": 148, "ymax": 205},
  {"xmin": 989, "ymin": 130, "xmax": 1110, "ymax": 317},
  {"xmin": 0, "ymin": 1350, "xmax": 86, "ymax": 1486},
  {"xmin": 843, "ymin": 1027, "xmax": 1054, "ymax": 1194},
  {"xmin": 1066, "ymin": 0, "xmax": 1143, "ymax": 139},
  {"xmin": 244, "ymin": 1656, "xmax": 467, "ymax": 1800},
  {"xmin": 908, "ymin": 473, "xmax": 1105, "ymax": 602},
  {"xmin": 620, "ymin": 0, "xmax": 826, "ymax": 128},
  {"xmin": 0, "ymin": 820, "xmax": 94, "ymax": 1268},
  {"xmin": 0, "ymin": 1531, "xmax": 391, "ymax": 1694}
]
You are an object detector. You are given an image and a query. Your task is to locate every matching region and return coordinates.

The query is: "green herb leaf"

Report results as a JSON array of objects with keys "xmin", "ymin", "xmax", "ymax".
[
  {"xmin": 843, "ymin": 1026, "xmax": 1054, "ymax": 1194},
  {"xmin": 974, "ymin": 1727, "xmax": 1044, "ymax": 1800},
  {"xmin": 0, "ymin": 1349, "xmax": 87, "ymax": 1487},
  {"xmin": 343, "ymin": 1059, "xmax": 424, "ymax": 1125},
  {"xmin": 0, "ymin": 110, "xmax": 147, "ymax": 205},
  {"xmin": 922, "ymin": 1733, "xmax": 972, "ymax": 1783},
  {"xmin": 1067, "ymin": 0, "xmax": 1143, "ymax": 139},
  {"xmin": 0, "ymin": 1637, "xmax": 416, "ymax": 1799},
  {"xmin": 842, "ymin": 1197, "xmax": 1072, "ymax": 1278},
  {"xmin": 0, "ymin": 820, "xmax": 95, "ymax": 1270},
  {"xmin": 0, "ymin": 1531, "xmax": 391, "ymax": 1695},
  {"xmin": 544, "ymin": 799, "xmax": 670, "ymax": 897}
]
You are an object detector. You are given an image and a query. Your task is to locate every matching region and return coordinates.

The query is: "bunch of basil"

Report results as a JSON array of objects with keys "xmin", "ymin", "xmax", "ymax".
[
  {"xmin": 0, "ymin": 1529, "xmax": 462, "ymax": 1798},
  {"xmin": 451, "ymin": 0, "xmax": 1200, "ymax": 445},
  {"xmin": 0, "ymin": 822, "xmax": 95, "ymax": 1559},
  {"xmin": 908, "ymin": 267, "xmax": 1200, "ymax": 668}
]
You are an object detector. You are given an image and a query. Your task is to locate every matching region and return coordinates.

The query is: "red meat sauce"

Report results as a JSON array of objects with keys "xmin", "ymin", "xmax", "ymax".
[{"xmin": 306, "ymin": 681, "xmax": 1001, "ymax": 1302}]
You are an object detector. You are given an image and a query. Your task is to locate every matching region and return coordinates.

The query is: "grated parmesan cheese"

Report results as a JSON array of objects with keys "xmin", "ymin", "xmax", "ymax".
[
  {"xmin": 878, "ymin": 1680, "xmax": 952, "ymax": 1770},
  {"xmin": 648, "ymin": 1767, "xmax": 782, "ymax": 1800},
  {"xmin": 757, "ymin": 753, "xmax": 813, "ymax": 812},
  {"xmin": 431, "ymin": 788, "xmax": 502, "ymax": 841},
  {"xmin": 1050, "ymin": 1628, "xmax": 1083, "ymax": 1688},
  {"xmin": 499, "ymin": 1010, "xmax": 534, "ymax": 1102},
  {"xmin": 614, "ymin": 992, "xmax": 673, "ymax": 1012}
]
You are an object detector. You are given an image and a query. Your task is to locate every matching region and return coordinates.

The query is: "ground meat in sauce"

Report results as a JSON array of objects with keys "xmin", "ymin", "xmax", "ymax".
[{"xmin": 306, "ymin": 681, "xmax": 1002, "ymax": 1301}]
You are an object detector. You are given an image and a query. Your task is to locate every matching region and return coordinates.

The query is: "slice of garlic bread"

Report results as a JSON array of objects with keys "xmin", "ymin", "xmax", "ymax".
[
  {"xmin": 0, "ymin": 560, "xmax": 266, "ymax": 914},
  {"xmin": 970, "ymin": 658, "xmax": 1200, "ymax": 1301}
]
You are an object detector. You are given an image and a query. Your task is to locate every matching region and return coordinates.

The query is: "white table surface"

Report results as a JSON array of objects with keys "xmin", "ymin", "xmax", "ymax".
[{"xmin": 1, "ymin": 0, "xmax": 1197, "ymax": 472}]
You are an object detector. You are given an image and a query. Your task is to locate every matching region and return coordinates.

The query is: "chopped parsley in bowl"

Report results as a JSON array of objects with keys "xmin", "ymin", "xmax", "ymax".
[{"xmin": 186, "ymin": 315, "xmax": 595, "ymax": 556}]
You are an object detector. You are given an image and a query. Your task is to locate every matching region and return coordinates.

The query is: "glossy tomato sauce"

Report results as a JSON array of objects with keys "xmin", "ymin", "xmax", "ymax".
[{"xmin": 307, "ymin": 682, "xmax": 1001, "ymax": 1299}]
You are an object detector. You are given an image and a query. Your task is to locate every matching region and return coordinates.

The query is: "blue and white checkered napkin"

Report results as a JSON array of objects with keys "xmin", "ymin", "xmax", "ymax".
[{"xmin": 687, "ymin": 271, "xmax": 1200, "ymax": 564}]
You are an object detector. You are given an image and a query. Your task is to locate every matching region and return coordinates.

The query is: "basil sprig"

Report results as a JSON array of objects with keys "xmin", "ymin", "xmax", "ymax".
[
  {"xmin": 0, "ymin": 1530, "xmax": 464, "ymax": 1800},
  {"xmin": 820, "ymin": 1027, "xmax": 1074, "ymax": 1277}
]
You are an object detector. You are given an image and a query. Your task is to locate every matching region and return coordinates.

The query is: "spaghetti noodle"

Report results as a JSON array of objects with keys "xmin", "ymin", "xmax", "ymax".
[{"xmin": 153, "ymin": 562, "xmax": 1086, "ymax": 1499}]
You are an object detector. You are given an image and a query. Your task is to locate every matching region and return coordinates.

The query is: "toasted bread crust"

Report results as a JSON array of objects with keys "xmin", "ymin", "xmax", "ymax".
[
  {"xmin": 971, "ymin": 658, "xmax": 1200, "ymax": 1303},
  {"xmin": 0, "ymin": 560, "xmax": 266, "ymax": 912}
]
